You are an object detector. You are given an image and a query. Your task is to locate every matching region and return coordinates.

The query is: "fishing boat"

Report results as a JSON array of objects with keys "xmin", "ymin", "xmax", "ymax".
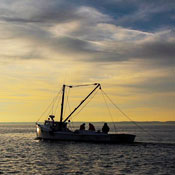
[{"xmin": 36, "ymin": 83, "xmax": 136, "ymax": 143}]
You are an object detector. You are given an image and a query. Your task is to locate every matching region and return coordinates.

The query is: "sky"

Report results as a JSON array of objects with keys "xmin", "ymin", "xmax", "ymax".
[{"xmin": 0, "ymin": 0, "xmax": 174, "ymax": 122}]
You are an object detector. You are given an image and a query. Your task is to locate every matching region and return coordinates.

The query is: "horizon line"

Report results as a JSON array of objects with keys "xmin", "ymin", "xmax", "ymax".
[{"xmin": 0, "ymin": 121, "xmax": 175, "ymax": 123}]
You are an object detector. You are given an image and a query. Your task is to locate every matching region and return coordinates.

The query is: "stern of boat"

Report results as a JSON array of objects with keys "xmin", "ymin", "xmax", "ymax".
[{"xmin": 109, "ymin": 134, "xmax": 136, "ymax": 143}]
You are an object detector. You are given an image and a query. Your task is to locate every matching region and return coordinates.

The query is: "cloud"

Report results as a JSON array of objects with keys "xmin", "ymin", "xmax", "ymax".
[
  {"xmin": 118, "ymin": 76, "xmax": 175, "ymax": 93},
  {"xmin": 0, "ymin": 1, "xmax": 110, "ymax": 24},
  {"xmin": 84, "ymin": 29, "xmax": 175, "ymax": 66},
  {"xmin": 0, "ymin": 0, "xmax": 174, "ymax": 68},
  {"xmin": 0, "ymin": 0, "xmax": 77, "ymax": 23},
  {"xmin": 134, "ymin": 40, "xmax": 175, "ymax": 61},
  {"xmin": 131, "ymin": 30, "xmax": 175, "ymax": 64}
]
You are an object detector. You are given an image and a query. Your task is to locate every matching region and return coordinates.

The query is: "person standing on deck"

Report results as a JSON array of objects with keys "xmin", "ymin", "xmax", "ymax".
[
  {"xmin": 88, "ymin": 123, "xmax": 95, "ymax": 131},
  {"xmin": 102, "ymin": 123, "xmax": 110, "ymax": 133},
  {"xmin": 80, "ymin": 123, "xmax": 85, "ymax": 130}
]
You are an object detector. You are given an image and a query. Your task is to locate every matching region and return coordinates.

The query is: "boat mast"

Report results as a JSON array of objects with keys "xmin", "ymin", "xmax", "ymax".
[
  {"xmin": 60, "ymin": 84, "xmax": 66, "ymax": 123},
  {"xmin": 63, "ymin": 83, "xmax": 101, "ymax": 123}
]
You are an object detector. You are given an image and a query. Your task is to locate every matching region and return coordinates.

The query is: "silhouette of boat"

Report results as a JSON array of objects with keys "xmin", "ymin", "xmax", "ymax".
[{"xmin": 36, "ymin": 83, "xmax": 136, "ymax": 143}]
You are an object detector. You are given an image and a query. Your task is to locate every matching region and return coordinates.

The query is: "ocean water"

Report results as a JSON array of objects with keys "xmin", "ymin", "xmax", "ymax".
[{"xmin": 0, "ymin": 122, "xmax": 175, "ymax": 175}]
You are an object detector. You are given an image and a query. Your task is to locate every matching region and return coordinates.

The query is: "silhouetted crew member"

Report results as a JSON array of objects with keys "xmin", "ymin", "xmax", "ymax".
[
  {"xmin": 102, "ymin": 123, "xmax": 110, "ymax": 133},
  {"xmin": 88, "ymin": 123, "xmax": 95, "ymax": 131},
  {"xmin": 80, "ymin": 123, "xmax": 85, "ymax": 130}
]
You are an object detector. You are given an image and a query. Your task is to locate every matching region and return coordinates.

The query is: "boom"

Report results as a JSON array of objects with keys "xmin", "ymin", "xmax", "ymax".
[{"xmin": 63, "ymin": 83, "xmax": 101, "ymax": 123}]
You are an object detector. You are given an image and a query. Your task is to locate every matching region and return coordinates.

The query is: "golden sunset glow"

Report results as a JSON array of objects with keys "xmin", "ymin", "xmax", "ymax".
[{"xmin": 0, "ymin": 1, "xmax": 174, "ymax": 122}]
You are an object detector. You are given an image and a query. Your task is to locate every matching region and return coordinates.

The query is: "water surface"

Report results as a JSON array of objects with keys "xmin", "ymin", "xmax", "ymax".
[{"xmin": 0, "ymin": 122, "xmax": 175, "ymax": 174}]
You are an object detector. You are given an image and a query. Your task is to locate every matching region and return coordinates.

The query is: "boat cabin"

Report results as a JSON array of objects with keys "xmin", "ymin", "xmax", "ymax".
[{"xmin": 44, "ymin": 115, "xmax": 69, "ymax": 131}]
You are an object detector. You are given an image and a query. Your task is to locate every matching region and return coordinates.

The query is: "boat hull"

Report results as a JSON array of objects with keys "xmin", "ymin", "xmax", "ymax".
[{"xmin": 36, "ymin": 124, "xmax": 135, "ymax": 143}]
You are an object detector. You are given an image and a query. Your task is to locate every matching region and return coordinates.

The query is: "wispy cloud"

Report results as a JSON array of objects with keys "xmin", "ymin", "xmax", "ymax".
[{"xmin": 0, "ymin": 2, "xmax": 174, "ymax": 66}]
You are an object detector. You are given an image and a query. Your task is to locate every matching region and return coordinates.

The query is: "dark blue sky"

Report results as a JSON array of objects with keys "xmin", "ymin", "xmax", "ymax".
[{"xmin": 68, "ymin": 0, "xmax": 175, "ymax": 31}]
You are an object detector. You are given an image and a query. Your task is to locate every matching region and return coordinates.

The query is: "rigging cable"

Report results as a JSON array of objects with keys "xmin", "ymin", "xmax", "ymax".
[
  {"xmin": 48, "ymin": 90, "xmax": 61, "ymax": 117},
  {"xmin": 101, "ymin": 89, "xmax": 160, "ymax": 141},
  {"xmin": 47, "ymin": 89, "xmax": 62, "ymax": 120},
  {"xmin": 69, "ymin": 87, "xmax": 100, "ymax": 121},
  {"xmin": 63, "ymin": 87, "xmax": 70, "ymax": 118},
  {"xmin": 36, "ymin": 89, "xmax": 61, "ymax": 122},
  {"xmin": 53, "ymin": 90, "xmax": 62, "ymax": 117},
  {"xmin": 64, "ymin": 87, "xmax": 74, "ymax": 130},
  {"xmin": 101, "ymin": 90, "xmax": 117, "ymax": 133}
]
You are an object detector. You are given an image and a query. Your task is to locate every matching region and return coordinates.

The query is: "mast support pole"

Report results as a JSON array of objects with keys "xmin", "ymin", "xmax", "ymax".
[{"xmin": 60, "ymin": 84, "xmax": 66, "ymax": 123}]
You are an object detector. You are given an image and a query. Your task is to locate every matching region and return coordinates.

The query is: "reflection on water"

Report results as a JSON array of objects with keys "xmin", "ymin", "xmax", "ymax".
[{"xmin": 0, "ymin": 123, "xmax": 175, "ymax": 174}]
